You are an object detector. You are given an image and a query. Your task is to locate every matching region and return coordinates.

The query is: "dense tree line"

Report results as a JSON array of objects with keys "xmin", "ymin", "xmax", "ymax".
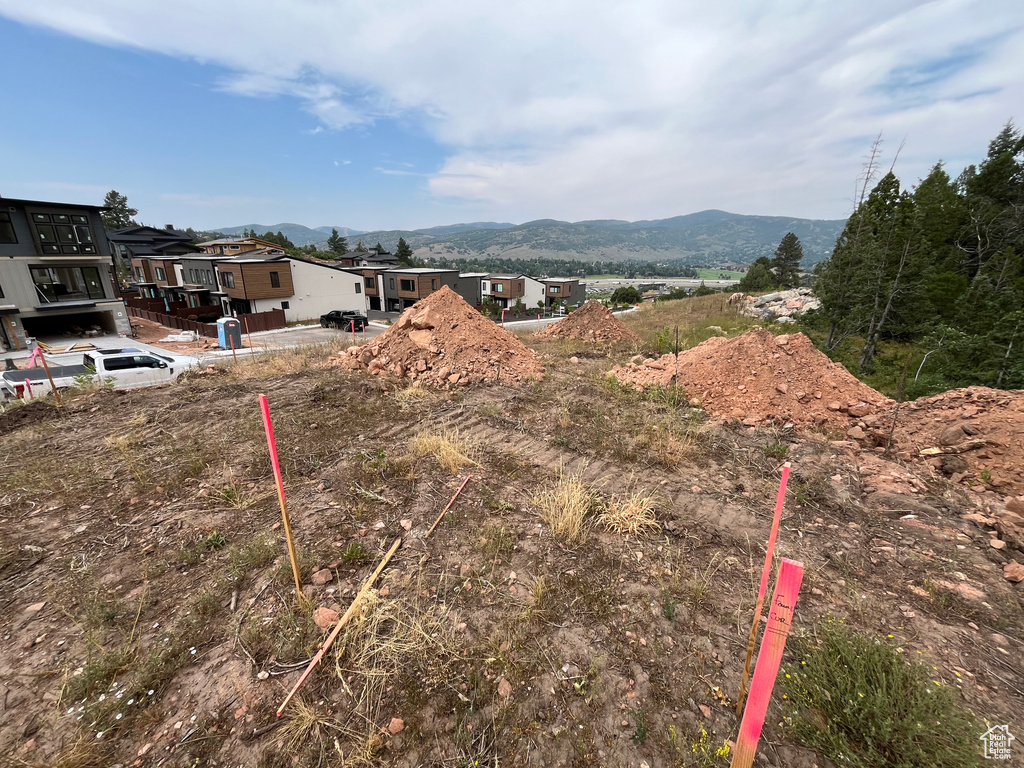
[
  {"xmin": 814, "ymin": 124, "xmax": 1024, "ymax": 388},
  {"xmin": 738, "ymin": 232, "xmax": 804, "ymax": 291},
  {"xmin": 431, "ymin": 255, "xmax": 700, "ymax": 278}
]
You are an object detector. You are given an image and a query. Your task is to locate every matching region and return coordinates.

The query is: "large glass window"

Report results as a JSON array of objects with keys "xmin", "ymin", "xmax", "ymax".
[
  {"xmin": 270, "ymin": 271, "xmax": 280, "ymax": 288},
  {"xmin": 30, "ymin": 212, "xmax": 96, "ymax": 254},
  {"xmin": 0, "ymin": 212, "xmax": 16, "ymax": 244},
  {"xmin": 400, "ymin": 279, "xmax": 415, "ymax": 291},
  {"xmin": 221, "ymin": 271, "xmax": 235, "ymax": 288},
  {"xmin": 155, "ymin": 267, "xmax": 166, "ymax": 281},
  {"xmin": 30, "ymin": 266, "xmax": 105, "ymax": 302}
]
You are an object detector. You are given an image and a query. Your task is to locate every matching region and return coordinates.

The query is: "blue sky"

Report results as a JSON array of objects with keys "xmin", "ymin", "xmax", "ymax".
[{"xmin": 0, "ymin": 1, "xmax": 1021, "ymax": 232}]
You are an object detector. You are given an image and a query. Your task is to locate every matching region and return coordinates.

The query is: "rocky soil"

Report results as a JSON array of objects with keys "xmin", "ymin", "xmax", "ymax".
[
  {"xmin": 335, "ymin": 286, "xmax": 544, "ymax": 388},
  {"xmin": 535, "ymin": 301, "xmax": 640, "ymax": 343}
]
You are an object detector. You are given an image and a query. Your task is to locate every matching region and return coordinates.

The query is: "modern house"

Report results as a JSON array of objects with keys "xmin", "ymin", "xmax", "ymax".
[
  {"xmin": 215, "ymin": 254, "xmax": 366, "ymax": 321},
  {"xmin": 541, "ymin": 278, "xmax": 585, "ymax": 309},
  {"xmin": 0, "ymin": 196, "xmax": 130, "ymax": 351},
  {"xmin": 457, "ymin": 273, "xmax": 488, "ymax": 307},
  {"xmin": 107, "ymin": 225, "xmax": 199, "ymax": 290},
  {"xmin": 379, "ymin": 268, "xmax": 477, "ymax": 311},
  {"xmin": 340, "ymin": 250, "xmax": 399, "ymax": 269},
  {"xmin": 196, "ymin": 237, "xmax": 286, "ymax": 257}
]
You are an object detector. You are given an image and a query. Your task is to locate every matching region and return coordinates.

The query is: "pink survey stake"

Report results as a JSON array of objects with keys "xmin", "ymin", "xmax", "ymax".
[
  {"xmin": 730, "ymin": 557, "xmax": 804, "ymax": 768},
  {"xmin": 758, "ymin": 462, "xmax": 791, "ymax": 602}
]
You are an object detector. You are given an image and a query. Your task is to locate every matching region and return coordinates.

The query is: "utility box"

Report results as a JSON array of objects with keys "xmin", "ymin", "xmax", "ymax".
[{"xmin": 217, "ymin": 317, "xmax": 242, "ymax": 350}]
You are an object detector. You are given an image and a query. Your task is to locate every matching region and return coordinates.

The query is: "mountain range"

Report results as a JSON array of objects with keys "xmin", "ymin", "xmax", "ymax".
[{"xmin": 215, "ymin": 210, "xmax": 847, "ymax": 266}]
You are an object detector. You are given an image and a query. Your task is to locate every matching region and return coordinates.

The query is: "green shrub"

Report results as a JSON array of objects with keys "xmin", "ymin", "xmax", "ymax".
[{"xmin": 782, "ymin": 620, "xmax": 980, "ymax": 768}]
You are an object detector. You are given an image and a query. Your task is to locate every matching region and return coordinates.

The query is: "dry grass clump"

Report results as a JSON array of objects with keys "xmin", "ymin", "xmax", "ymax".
[
  {"xmin": 533, "ymin": 466, "xmax": 597, "ymax": 546},
  {"xmin": 407, "ymin": 429, "xmax": 478, "ymax": 474},
  {"xmin": 619, "ymin": 293, "xmax": 753, "ymax": 351},
  {"xmin": 222, "ymin": 340, "xmax": 351, "ymax": 380},
  {"xmin": 600, "ymin": 490, "xmax": 661, "ymax": 536}
]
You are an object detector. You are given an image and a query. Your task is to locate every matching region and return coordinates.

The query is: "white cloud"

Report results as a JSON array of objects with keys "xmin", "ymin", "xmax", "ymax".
[{"xmin": 1, "ymin": 0, "xmax": 1021, "ymax": 219}]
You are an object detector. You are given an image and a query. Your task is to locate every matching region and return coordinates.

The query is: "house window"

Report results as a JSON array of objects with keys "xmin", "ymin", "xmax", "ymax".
[
  {"xmin": 549, "ymin": 286, "xmax": 559, "ymax": 294},
  {"xmin": 0, "ymin": 281, "xmax": 4, "ymax": 298},
  {"xmin": 431, "ymin": 279, "xmax": 438, "ymax": 290},
  {"xmin": 364, "ymin": 277, "xmax": 374, "ymax": 289},
  {"xmin": 270, "ymin": 271, "xmax": 280, "ymax": 288},
  {"xmin": 206, "ymin": 270, "xmax": 213, "ymax": 284},
  {"xmin": 221, "ymin": 272, "xmax": 235, "ymax": 288},
  {"xmin": 30, "ymin": 212, "xmax": 96, "ymax": 254},
  {"xmin": 355, "ymin": 283, "xmax": 361, "ymax": 294},
  {"xmin": 389, "ymin": 278, "xmax": 395, "ymax": 290},
  {"xmin": 400, "ymin": 279, "xmax": 415, "ymax": 291},
  {"xmin": 230, "ymin": 245, "xmax": 241, "ymax": 250},
  {"xmin": 0, "ymin": 211, "xmax": 16, "ymax": 244},
  {"xmin": 135, "ymin": 266, "xmax": 144, "ymax": 281},
  {"xmin": 155, "ymin": 267, "xmax": 166, "ymax": 281},
  {"xmin": 281, "ymin": 301, "xmax": 290, "ymax": 310},
  {"xmin": 495, "ymin": 284, "xmax": 504, "ymax": 293},
  {"xmin": 30, "ymin": 266, "xmax": 104, "ymax": 302}
]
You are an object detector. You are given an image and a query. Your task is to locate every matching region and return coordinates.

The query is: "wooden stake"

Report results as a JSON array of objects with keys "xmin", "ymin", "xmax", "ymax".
[
  {"xmin": 730, "ymin": 558, "xmax": 804, "ymax": 768},
  {"xmin": 243, "ymin": 316, "xmax": 256, "ymax": 361},
  {"xmin": 36, "ymin": 347, "xmax": 62, "ymax": 406},
  {"xmin": 424, "ymin": 475, "xmax": 471, "ymax": 539},
  {"xmin": 229, "ymin": 332, "xmax": 238, "ymax": 363},
  {"xmin": 276, "ymin": 537, "xmax": 402, "ymax": 716},
  {"xmin": 259, "ymin": 394, "xmax": 304, "ymax": 604},
  {"xmin": 736, "ymin": 461, "xmax": 791, "ymax": 715}
]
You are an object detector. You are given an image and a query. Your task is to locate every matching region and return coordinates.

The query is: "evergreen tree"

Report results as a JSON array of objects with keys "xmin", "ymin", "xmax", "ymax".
[
  {"xmin": 354, "ymin": 239, "xmax": 369, "ymax": 253},
  {"xmin": 739, "ymin": 257, "xmax": 777, "ymax": 292},
  {"xmin": 374, "ymin": 241, "xmax": 387, "ymax": 254},
  {"xmin": 771, "ymin": 232, "xmax": 803, "ymax": 288},
  {"xmin": 327, "ymin": 228, "xmax": 348, "ymax": 256},
  {"xmin": 395, "ymin": 237, "xmax": 415, "ymax": 266},
  {"xmin": 100, "ymin": 190, "xmax": 138, "ymax": 231}
]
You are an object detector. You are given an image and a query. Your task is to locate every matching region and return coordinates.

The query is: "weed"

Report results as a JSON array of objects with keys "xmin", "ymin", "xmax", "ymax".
[
  {"xmin": 342, "ymin": 541, "xmax": 367, "ymax": 564},
  {"xmin": 227, "ymin": 534, "xmax": 278, "ymax": 580},
  {"xmin": 204, "ymin": 531, "xmax": 227, "ymax": 550},
  {"xmin": 981, "ymin": 469, "xmax": 991, "ymax": 483},
  {"xmin": 630, "ymin": 708, "xmax": 648, "ymax": 745},
  {"xmin": 763, "ymin": 440, "xmax": 789, "ymax": 460},
  {"xmin": 782, "ymin": 619, "xmax": 980, "ymax": 768},
  {"xmin": 533, "ymin": 466, "xmax": 597, "ymax": 546},
  {"xmin": 662, "ymin": 590, "xmax": 680, "ymax": 622},
  {"xmin": 600, "ymin": 489, "xmax": 660, "ymax": 536},
  {"xmin": 407, "ymin": 429, "xmax": 479, "ymax": 474},
  {"xmin": 687, "ymin": 725, "xmax": 731, "ymax": 766}
]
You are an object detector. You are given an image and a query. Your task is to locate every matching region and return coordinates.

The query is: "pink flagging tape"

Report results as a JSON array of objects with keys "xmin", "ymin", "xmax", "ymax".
[
  {"xmin": 736, "ymin": 462, "xmax": 791, "ymax": 714},
  {"xmin": 730, "ymin": 557, "xmax": 804, "ymax": 768}
]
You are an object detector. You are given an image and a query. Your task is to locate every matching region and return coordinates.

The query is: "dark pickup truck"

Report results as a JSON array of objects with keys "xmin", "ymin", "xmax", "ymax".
[{"xmin": 320, "ymin": 310, "xmax": 368, "ymax": 330}]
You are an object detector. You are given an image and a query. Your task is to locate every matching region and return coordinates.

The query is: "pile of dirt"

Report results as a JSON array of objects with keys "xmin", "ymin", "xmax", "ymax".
[
  {"xmin": 535, "ymin": 300, "xmax": 640, "ymax": 343},
  {"xmin": 336, "ymin": 286, "xmax": 544, "ymax": 387},
  {"xmin": 0, "ymin": 399, "xmax": 58, "ymax": 436},
  {"xmin": 888, "ymin": 386, "xmax": 1024, "ymax": 494},
  {"xmin": 611, "ymin": 328, "xmax": 893, "ymax": 427}
]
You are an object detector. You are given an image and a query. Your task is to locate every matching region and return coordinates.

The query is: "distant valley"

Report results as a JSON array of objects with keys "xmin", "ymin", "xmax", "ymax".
[{"xmin": 216, "ymin": 210, "xmax": 846, "ymax": 266}]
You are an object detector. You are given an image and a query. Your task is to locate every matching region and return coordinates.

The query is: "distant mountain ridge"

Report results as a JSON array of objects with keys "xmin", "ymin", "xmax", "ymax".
[{"xmin": 214, "ymin": 210, "xmax": 846, "ymax": 265}]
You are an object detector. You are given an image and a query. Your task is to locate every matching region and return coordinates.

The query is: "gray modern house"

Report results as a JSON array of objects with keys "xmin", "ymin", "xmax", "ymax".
[
  {"xmin": 0, "ymin": 196, "xmax": 129, "ymax": 352},
  {"xmin": 379, "ymin": 268, "xmax": 477, "ymax": 311}
]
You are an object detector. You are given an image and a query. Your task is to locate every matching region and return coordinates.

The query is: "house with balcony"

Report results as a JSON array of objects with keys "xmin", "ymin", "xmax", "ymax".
[
  {"xmin": 107, "ymin": 225, "xmax": 199, "ymax": 296},
  {"xmin": 0, "ymin": 196, "xmax": 130, "ymax": 351},
  {"xmin": 541, "ymin": 278, "xmax": 585, "ymax": 309},
  {"xmin": 479, "ymin": 274, "xmax": 546, "ymax": 311},
  {"xmin": 380, "ymin": 268, "xmax": 477, "ymax": 311}
]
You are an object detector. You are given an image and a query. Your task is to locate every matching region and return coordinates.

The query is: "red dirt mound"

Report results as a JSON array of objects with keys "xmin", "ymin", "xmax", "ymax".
[
  {"xmin": 888, "ymin": 386, "xmax": 1024, "ymax": 494},
  {"xmin": 536, "ymin": 301, "xmax": 640, "ymax": 343},
  {"xmin": 611, "ymin": 328, "xmax": 893, "ymax": 428},
  {"xmin": 335, "ymin": 286, "xmax": 544, "ymax": 387}
]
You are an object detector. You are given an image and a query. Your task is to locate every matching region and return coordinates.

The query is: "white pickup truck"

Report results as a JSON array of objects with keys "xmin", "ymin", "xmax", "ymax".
[{"xmin": 1, "ymin": 348, "xmax": 197, "ymax": 401}]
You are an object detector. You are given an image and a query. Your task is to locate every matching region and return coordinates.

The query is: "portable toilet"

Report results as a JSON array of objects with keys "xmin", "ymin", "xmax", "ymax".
[{"xmin": 217, "ymin": 317, "xmax": 242, "ymax": 350}]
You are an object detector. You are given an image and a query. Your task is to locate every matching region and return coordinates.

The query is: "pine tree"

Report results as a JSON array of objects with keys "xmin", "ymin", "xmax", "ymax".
[
  {"xmin": 395, "ymin": 237, "xmax": 414, "ymax": 266},
  {"xmin": 100, "ymin": 190, "xmax": 138, "ymax": 231},
  {"xmin": 327, "ymin": 228, "xmax": 348, "ymax": 256},
  {"xmin": 771, "ymin": 233, "xmax": 803, "ymax": 288},
  {"xmin": 738, "ymin": 258, "xmax": 776, "ymax": 292}
]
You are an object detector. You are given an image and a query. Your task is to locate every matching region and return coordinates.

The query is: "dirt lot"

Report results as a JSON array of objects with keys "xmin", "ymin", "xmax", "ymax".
[{"xmin": 1, "ymin": 299, "xmax": 1021, "ymax": 768}]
